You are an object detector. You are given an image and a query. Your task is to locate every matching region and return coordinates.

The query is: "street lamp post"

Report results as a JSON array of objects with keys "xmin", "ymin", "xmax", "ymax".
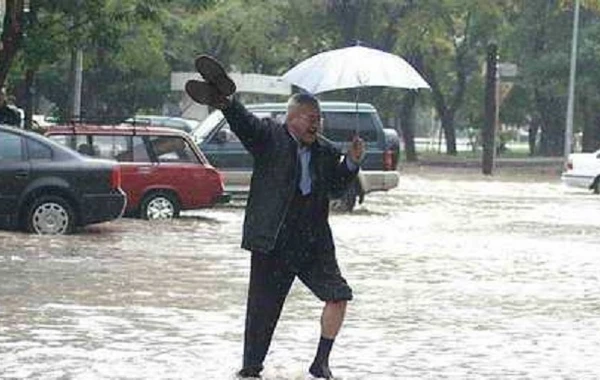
[{"xmin": 564, "ymin": 0, "xmax": 581, "ymax": 160}]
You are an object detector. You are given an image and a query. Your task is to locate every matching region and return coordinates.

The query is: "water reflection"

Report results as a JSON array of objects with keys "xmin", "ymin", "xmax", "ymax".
[{"xmin": 1, "ymin": 172, "xmax": 599, "ymax": 379}]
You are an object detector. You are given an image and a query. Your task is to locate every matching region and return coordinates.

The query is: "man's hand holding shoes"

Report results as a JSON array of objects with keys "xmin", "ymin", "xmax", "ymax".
[{"xmin": 185, "ymin": 55, "xmax": 235, "ymax": 110}]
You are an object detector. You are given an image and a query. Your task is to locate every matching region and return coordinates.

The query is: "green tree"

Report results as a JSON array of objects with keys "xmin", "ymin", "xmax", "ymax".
[
  {"xmin": 0, "ymin": 0, "xmax": 26, "ymax": 88},
  {"xmin": 5, "ymin": 0, "xmax": 193, "ymax": 124},
  {"xmin": 173, "ymin": 0, "xmax": 296, "ymax": 75},
  {"xmin": 400, "ymin": 0, "xmax": 511, "ymax": 155},
  {"xmin": 504, "ymin": 0, "xmax": 600, "ymax": 156},
  {"xmin": 572, "ymin": 8, "xmax": 600, "ymax": 152}
]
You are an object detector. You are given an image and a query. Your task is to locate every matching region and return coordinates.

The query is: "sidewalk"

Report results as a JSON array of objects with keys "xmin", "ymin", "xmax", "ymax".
[
  {"xmin": 413, "ymin": 155, "xmax": 564, "ymax": 168},
  {"xmin": 400, "ymin": 156, "xmax": 564, "ymax": 181}
]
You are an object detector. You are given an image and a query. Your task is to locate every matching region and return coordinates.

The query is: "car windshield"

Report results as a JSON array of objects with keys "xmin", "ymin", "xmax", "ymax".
[
  {"xmin": 192, "ymin": 110, "xmax": 272, "ymax": 143},
  {"xmin": 192, "ymin": 110, "xmax": 224, "ymax": 142}
]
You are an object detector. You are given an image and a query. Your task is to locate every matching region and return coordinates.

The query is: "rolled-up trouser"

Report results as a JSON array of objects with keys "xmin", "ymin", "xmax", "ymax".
[{"xmin": 242, "ymin": 192, "xmax": 352, "ymax": 371}]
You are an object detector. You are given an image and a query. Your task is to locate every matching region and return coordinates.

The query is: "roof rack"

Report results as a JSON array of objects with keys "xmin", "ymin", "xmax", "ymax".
[
  {"xmin": 53, "ymin": 115, "xmax": 155, "ymax": 136},
  {"xmin": 58, "ymin": 116, "xmax": 127, "ymax": 136},
  {"xmin": 66, "ymin": 116, "xmax": 133, "ymax": 125}
]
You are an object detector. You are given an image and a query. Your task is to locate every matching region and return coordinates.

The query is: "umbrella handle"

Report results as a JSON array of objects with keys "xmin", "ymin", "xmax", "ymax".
[{"xmin": 354, "ymin": 87, "xmax": 360, "ymax": 137}]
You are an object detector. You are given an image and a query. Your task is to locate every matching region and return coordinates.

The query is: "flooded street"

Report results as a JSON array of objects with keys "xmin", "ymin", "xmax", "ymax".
[{"xmin": 1, "ymin": 168, "xmax": 600, "ymax": 379}]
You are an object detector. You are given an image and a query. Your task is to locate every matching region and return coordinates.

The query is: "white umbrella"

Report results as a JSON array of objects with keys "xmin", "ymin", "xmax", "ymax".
[
  {"xmin": 281, "ymin": 45, "xmax": 430, "ymax": 94},
  {"xmin": 281, "ymin": 46, "xmax": 430, "ymax": 136}
]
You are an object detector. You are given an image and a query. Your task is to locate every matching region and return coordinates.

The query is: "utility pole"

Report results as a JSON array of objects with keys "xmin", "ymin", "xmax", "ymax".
[
  {"xmin": 23, "ymin": 0, "xmax": 34, "ymax": 130},
  {"xmin": 482, "ymin": 43, "xmax": 498, "ymax": 175},
  {"xmin": 72, "ymin": 48, "xmax": 83, "ymax": 120},
  {"xmin": 68, "ymin": 0, "xmax": 83, "ymax": 121},
  {"xmin": 564, "ymin": 0, "xmax": 580, "ymax": 160}
]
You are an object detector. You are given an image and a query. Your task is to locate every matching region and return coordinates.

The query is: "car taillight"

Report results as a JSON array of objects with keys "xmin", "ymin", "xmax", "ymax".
[
  {"xmin": 383, "ymin": 149, "xmax": 394, "ymax": 170},
  {"xmin": 111, "ymin": 166, "xmax": 122, "ymax": 189},
  {"xmin": 566, "ymin": 160, "xmax": 573, "ymax": 171}
]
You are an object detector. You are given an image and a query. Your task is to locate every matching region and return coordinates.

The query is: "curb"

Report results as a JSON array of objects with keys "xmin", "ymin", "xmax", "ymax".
[{"xmin": 405, "ymin": 157, "xmax": 564, "ymax": 169}]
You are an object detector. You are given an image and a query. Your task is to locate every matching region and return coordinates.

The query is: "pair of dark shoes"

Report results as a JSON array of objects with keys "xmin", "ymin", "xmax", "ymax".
[
  {"xmin": 237, "ymin": 364, "xmax": 333, "ymax": 379},
  {"xmin": 185, "ymin": 55, "xmax": 236, "ymax": 108}
]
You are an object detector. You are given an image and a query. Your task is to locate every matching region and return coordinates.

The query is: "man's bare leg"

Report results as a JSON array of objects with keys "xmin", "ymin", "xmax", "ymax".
[
  {"xmin": 321, "ymin": 300, "xmax": 347, "ymax": 338},
  {"xmin": 309, "ymin": 300, "xmax": 347, "ymax": 378}
]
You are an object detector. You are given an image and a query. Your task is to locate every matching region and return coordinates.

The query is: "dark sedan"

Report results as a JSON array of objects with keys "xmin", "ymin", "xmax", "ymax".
[{"xmin": 0, "ymin": 125, "xmax": 126, "ymax": 234}]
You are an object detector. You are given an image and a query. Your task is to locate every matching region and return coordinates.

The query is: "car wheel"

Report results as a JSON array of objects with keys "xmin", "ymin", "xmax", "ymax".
[
  {"xmin": 330, "ymin": 183, "xmax": 358, "ymax": 212},
  {"xmin": 140, "ymin": 192, "xmax": 180, "ymax": 220},
  {"xmin": 26, "ymin": 195, "xmax": 75, "ymax": 235}
]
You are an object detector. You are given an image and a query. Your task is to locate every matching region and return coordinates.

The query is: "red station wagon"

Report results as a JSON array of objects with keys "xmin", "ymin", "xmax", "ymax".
[{"xmin": 46, "ymin": 124, "xmax": 228, "ymax": 219}]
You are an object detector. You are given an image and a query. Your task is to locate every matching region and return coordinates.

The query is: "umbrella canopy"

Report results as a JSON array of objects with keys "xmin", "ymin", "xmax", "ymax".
[{"xmin": 281, "ymin": 46, "xmax": 430, "ymax": 94}]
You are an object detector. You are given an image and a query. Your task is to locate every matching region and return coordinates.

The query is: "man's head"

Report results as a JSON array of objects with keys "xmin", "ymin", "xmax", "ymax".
[
  {"xmin": 285, "ymin": 93, "xmax": 321, "ymax": 146},
  {"xmin": 155, "ymin": 136, "xmax": 185, "ymax": 154}
]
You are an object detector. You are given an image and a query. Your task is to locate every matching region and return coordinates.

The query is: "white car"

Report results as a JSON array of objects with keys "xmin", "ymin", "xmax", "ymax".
[{"xmin": 561, "ymin": 149, "xmax": 600, "ymax": 193}]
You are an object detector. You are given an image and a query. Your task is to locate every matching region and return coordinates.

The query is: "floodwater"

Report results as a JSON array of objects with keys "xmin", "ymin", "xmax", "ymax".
[{"xmin": 1, "ymin": 168, "xmax": 599, "ymax": 379}]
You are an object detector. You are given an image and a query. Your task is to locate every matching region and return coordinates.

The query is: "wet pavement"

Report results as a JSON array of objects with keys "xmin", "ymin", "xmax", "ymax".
[{"xmin": 1, "ymin": 169, "xmax": 599, "ymax": 379}]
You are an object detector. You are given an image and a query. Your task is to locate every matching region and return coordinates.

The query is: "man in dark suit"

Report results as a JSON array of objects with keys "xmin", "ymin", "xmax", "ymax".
[{"xmin": 186, "ymin": 55, "xmax": 364, "ymax": 379}]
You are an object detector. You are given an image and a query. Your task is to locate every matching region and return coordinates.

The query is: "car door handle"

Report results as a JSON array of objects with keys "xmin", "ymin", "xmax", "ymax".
[
  {"xmin": 137, "ymin": 167, "xmax": 153, "ymax": 174},
  {"xmin": 14, "ymin": 170, "xmax": 29, "ymax": 179}
]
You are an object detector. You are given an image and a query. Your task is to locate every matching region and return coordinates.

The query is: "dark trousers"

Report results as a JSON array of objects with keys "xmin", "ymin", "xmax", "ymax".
[
  {"xmin": 243, "ymin": 252, "xmax": 295, "ymax": 370},
  {"xmin": 242, "ymin": 192, "xmax": 352, "ymax": 370}
]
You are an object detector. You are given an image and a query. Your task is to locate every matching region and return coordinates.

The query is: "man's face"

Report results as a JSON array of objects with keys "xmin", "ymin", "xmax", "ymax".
[{"xmin": 286, "ymin": 104, "xmax": 321, "ymax": 145}]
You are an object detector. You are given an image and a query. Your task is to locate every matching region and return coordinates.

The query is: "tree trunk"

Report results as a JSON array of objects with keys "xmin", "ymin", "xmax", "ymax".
[
  {"xmin": 23, "ymin": 68, "xmax": 35, "ymax": 130},
  {"xmin": 528, "ymin": 117, "xmax": 540, "ymax": 156},
  {"xmin": 595, "ymin": 112, "xmax": 600, "ymax": 151},
  {"xmin": 0, "ymin": 0, "xmax": 25, "ymax": 87},
  {"xmin": 586, "ymin": 111, "xmax": 600, "ymax": 152},
  {"xmin": 440, "ymin": 110, "xmax": 457, "ymax": 155},
  {"xmin": 429, "ymin": 89, "xmax": 457, "ymax": 155},
  {"xmin": 539, "ymin": 122, "xmax": 564, "ymax": 156},
  {"xmin": 423, "ymin": 60, "xmax": 458, "ymax": 156},
  {"xmin": 534, "ymin": 89, "xmax": 564, "ymax": 156},
  {"xmin": 399, "ymin": 91, "xmax": 418, "ymax": 162},
  {"xmin": 581, "ymin": 95, "xmax": 600, "ymax": 152}
]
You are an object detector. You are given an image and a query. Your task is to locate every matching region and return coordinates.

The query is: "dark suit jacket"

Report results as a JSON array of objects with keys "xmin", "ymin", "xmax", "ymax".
[{"xmin": 223, "ymin": 99, "xmax": 358, "ymax": 253}]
